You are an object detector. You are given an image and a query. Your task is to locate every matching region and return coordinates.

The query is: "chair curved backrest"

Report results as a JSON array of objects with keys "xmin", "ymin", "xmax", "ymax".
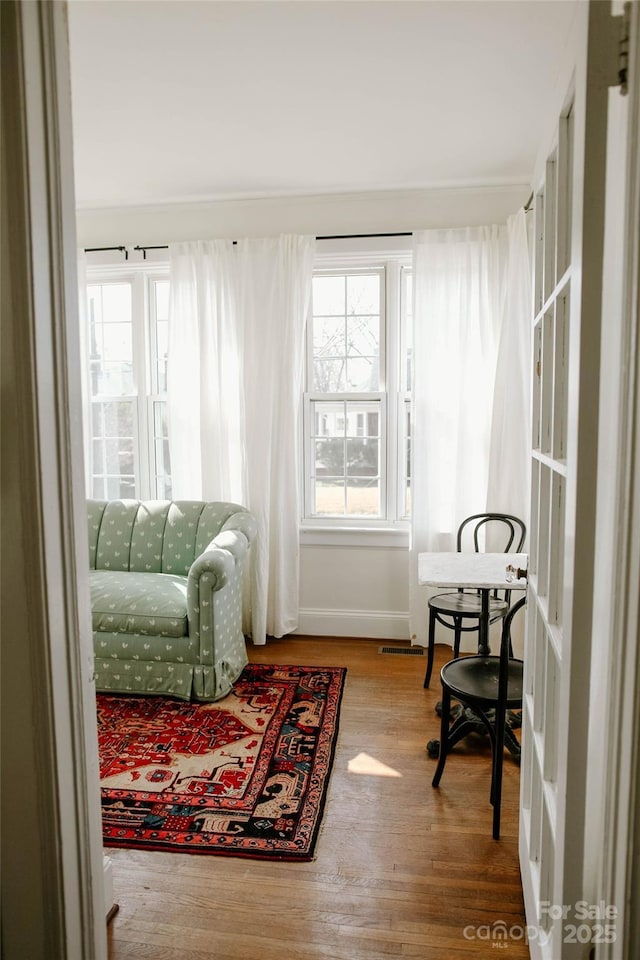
[
  {"xmin": 457, "ymin": 513, "xmax": 526, "ymax": 554},
  {"xmin": 497, "ymin": 595, "xmax": 527, "ymax": 700}
]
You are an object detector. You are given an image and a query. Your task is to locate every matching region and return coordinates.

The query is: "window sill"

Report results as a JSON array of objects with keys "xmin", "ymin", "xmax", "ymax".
[{"xmin": 299, "ymin": 524, "xmax": 410, "ymax": 548}]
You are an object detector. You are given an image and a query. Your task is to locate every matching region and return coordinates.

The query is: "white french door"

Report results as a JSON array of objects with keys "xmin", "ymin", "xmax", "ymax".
[{"xmin": 520, "ymin": 3, "xmax": 627, "ymax": 957}]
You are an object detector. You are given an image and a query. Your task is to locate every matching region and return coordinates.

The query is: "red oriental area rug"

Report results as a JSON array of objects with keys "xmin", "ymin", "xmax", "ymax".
[{"xmin": 97, "ymin": 663, "xmax": 346, "ymax": 861}]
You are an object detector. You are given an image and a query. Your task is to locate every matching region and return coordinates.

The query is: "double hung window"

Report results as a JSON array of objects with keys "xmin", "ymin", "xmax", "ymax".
[
  {"xmin": 303, "ymin": 253, "xmax": 412, "ymax": 527},
  {"xmin": 85, "ymin": 264, "xmax": 171, "ymax": 499}
]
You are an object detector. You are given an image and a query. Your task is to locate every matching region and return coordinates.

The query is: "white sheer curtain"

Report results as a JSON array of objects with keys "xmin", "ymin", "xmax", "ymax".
[
  {"xmin": 486, "ymin": 209, "xmax": 532, "ymax": 527},
  {"xmin": 77, "ymin": 250, "xmax": 93, "ymax": 491},
  {"xmin": 408, "ymin": 224, "xmax": 508, "ymax": 645},
  {"xmin": 167, "ymin": 235, "xmax": 315, "ymax": 644}
]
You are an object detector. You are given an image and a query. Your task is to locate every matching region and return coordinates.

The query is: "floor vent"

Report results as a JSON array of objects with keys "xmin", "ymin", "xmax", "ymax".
[{"xmin": 378, "ymin": 645, "xmax": 425, "ymax": 656}]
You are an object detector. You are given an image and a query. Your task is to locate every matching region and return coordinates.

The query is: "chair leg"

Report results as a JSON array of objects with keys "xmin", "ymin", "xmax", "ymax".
[
  {"xmin": 453, "ymin": 615, "xmax": 462, "ymax": 660},
  {"xmin": 423, "ymin": 608, "xmax": 436, "ymax": 688},
  {"xmin": 432, "ymin": 687, "xmax": 452, "ymax": 787},
  {"xmin": 492, "ymin": 703, "xmax": 507, "ymax": 840}
]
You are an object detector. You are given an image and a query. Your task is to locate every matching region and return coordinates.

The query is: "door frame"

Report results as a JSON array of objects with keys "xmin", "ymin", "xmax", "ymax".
[
  {"xmin": 1, "ymin": 2, "xmax": 106, "ymax": 957},
  {"xmin": 599, "ymin": 3, "xmax": 640, "ymax": 954}
]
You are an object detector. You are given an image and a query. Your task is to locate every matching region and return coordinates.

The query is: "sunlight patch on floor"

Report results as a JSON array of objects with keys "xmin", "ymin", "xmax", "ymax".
[{"xmin": 347, "ymin": 752, "xmax": 402, "ymax": 778}]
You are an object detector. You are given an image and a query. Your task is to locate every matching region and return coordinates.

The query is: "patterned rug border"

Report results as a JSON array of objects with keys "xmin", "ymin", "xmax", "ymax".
[{"xmin": 98, "ymin": 663, "xmax": 347, "ymax": 861}]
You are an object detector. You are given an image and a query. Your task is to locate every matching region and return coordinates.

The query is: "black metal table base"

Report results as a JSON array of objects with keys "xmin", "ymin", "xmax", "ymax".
[{"xmin": 427, "ymin": 703, "xmax": 522, "ymax": 762}]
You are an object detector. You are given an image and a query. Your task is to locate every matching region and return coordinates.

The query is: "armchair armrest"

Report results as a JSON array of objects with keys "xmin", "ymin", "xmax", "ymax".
[
  {"xmin": 220, "ymin": 510, "xmax": 258, "ymax": 549},
  {"xmin": 189, "ymin": 544, "xmax": 235, "ymax": 591},
  {"xmin": 186, "ymin": 518, "xmax": 254, "ymax": 663}
]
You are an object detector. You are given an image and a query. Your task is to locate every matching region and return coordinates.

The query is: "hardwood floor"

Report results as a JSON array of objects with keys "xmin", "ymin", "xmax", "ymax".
[{"xmin": 106, "ymin": 637, "xmax": 528, "ymax": 960}]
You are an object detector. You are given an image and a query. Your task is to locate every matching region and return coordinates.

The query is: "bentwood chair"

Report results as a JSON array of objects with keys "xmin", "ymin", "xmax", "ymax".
[
  {"xmin": 431, "ymin": 595, "xmax": 527, "ymax": 840},
  {"xmin": 422, "ymin": 513, "xmax": 526, "ymax": 688}
]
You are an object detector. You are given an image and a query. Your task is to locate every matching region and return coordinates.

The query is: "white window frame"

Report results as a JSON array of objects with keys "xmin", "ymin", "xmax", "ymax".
[
  {"xmin": 301, "ymin": 239, "xmax": 412, "ymax": 544},
  {"xmin": 84, "ymin": 258, "xmax": 170, "ymax": 501},
  {"xmin": 398, "ymin": 263, "xmax": 412, "ymax": 521}
]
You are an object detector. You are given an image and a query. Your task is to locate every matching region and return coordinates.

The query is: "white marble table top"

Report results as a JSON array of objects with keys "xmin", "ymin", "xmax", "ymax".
[{"xmin": 418, "ymin": 552, "xmax": 528, "ymax": 590}]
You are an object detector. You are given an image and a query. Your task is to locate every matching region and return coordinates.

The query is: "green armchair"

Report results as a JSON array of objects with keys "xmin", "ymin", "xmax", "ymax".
[{"xmin": 87, "ymin": 499, "xmax": 256, "ymax": 701}]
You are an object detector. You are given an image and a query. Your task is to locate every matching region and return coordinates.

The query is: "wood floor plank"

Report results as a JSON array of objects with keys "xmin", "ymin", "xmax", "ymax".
[{"xmin": 106, "ymin": 637, "xmax": 529, "ymax": 959}]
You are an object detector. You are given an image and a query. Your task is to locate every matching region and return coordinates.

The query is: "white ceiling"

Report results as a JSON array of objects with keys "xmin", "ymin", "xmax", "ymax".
[{"xmin": 68, "ymin": 0, "xmax": 579, "ymax": 211}]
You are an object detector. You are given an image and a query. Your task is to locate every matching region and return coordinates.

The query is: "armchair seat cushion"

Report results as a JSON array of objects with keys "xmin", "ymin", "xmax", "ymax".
[{"xmin": 90, "ymin": 570, "xmax": 188, "ymax": 638}]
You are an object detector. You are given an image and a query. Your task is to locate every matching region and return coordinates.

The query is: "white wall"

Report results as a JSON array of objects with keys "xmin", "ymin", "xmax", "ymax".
[
  {"xmin": 76, "ymin": 184, "xmax": 528, "ymax": 247},
  {"xmin": 77, "ymin": 184, "xmax": 527, "ymax": 640},
  {"xmin": 299, "ymin": 540, "xmax": 410, "ymax": 640}
]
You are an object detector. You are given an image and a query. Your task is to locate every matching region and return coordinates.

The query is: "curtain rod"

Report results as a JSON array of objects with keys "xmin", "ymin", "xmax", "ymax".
[
  {"xmin": 84, "ymin": 207, "xmax": 534, "ymax": 259},
  {"xmin": 84, "ymin": 245, "xmax": 129, "ymax": 259},
  {"xmin": 84, "ymin": 232, "xmax": 414, "ymax": 260}
]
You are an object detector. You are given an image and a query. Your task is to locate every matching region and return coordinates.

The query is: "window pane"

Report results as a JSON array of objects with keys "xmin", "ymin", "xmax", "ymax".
[
  {"xmin": 156, "ymin": 475, "xmax": 173, "ymax": 500},
  {"xmin": 346, "ymin": 439, "xmax": 379, "ymax": 477},
  {"xmin": 314, "ymin": 480, "xmax": 345, "ymax": 516},
  {"xmin": 94, "ymin": 361, "xmax": 134, "ymax": 396},
  {"xmin": 100, "ymin": 400, "xmax": 135, "ymax": 437},
  {"xmin": 308, "ymin": 398, "xmax": 382, "ymax": 518},
  {"xmin": 155, "ymin": 438, "xmax": 171, "ymax": 481},
  {"xmin": 88, "ymin": 282, "xmax": 135, "ymax": 399},
  {"xmin": 314, "ymin": 401, "xmax": 345, "ymax": 437},
  {"xmin": 312, "ymin": 276, "xmax": 345, "ymax": 316},
  {"xmin": 92, "ymin": 439, "xmax": 105, "ymax": 473},
  {"xmin": 344, "ymin": 402, "xmax": 379, "ymax": 438},
  {"xmin": 311, "ymin": 274, "xmax": 381, "ymax": 393},
  {"xmin": 404, "ymin": 401, "xmax": 412, "ymax": 517},
  {"xmin": 154, "ymin": 280, "xmax": 169, "ymax": 322},
  {"xmin": 346, "ymin": 478, "xmax": 380, "ymax": 516},
  {"xmin": 315, "ymin": 438, "xmax": 344, "ymax": 477},
  {"xmin": 345, "ymin": 356, "xmax": 378, "ymax": 391},
  {"xmin": 106, "ymin": 476, "xmax": 135, "ymax": 499},
  {"xmin": 91, "ymin": 403, "xmax": 104, "ymax": 437},
  {"xmin": 347, "ymin": 274, "xmax": 379, "ymax": 315},
  {"xmin": 313, "ymin": 316, "xmax": 345, "ymax": 358},
  {"xmin": 90, "ymin": 400, "xmax": 136, "ymax": 495},
  {"xmin": 153, "ymin": 402, "xmax": 171, "ymax": 496},
  {"xmin": 313, "ymin": 359, "xmax": 346, "ymax": 392},
  {"xmin": 101, "ymin": 323, "xmax": 132, "ymax": 362},
  {"xmin": 346, "ymin": 316, "xmax": 378, "ymax": 357},
  {"xmin": 403, "ymin": 271, "xmax": 413, "ymax": 391},
  {"xmin": 101, "ymin": 284, "xmax": 132, "ymax": 322},
  {"xmin": 154, "ymin": 401, "xmax": 168, "ymax": 439},
  {"xmin": 156, "ymin": 320, "xmax": 169, "ymax": 393},
  {"xmin": 153, "ymin": 281, "xmax": 170, "ymax": 394}
]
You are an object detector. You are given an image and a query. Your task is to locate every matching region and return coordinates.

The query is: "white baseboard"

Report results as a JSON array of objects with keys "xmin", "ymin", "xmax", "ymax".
[{"xmin": 295, "ymin": 607, "xmax": 410, "ymax": 640}]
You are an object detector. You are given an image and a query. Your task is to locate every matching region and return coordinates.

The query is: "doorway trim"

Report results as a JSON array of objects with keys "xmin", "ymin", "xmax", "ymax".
[{"xmin": 1, "ymin": 2, "xmax": 106, "ymax": 957}]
